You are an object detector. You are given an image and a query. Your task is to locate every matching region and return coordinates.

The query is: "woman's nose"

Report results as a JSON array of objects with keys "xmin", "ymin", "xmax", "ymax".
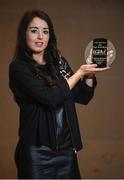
[{"xmin": 38, "ymin": 31, "xmax": 43, "ymax": 39}]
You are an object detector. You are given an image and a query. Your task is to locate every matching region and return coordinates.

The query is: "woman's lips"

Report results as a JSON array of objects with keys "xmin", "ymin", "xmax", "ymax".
[{"xmin": 35, "ymin": 42, "xmax": 43, "ymax": 47}]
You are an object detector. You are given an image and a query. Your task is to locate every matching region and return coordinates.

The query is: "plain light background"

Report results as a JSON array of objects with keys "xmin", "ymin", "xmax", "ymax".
[{"xmin": 0, "ymin": 0, "xmax": 124, "ymax": 178}]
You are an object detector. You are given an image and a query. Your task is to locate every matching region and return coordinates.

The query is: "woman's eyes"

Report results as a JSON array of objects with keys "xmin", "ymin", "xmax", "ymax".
[
  {"xmin": 43, "ymin": 30, "xmax": 49, "ymax": 34},
  {"xmin": 30, "ymin": 29, "xmax": 49, "ymax": 34},
  {"xmin": 31, "ymin": 29, "xmax": 37, "ymax": 33}
]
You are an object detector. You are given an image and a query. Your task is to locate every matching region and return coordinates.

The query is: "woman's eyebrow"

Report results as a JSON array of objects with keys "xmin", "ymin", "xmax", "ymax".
[
  {"xmin": 43, "ymin": 27, "xmax": 49, "ymax": 30},
  {"xmin": 29, "ymin": 26, "xmax": 38, "ymax": 29},
  {"xmin": 28, "ymin": 26, "xmax": 49, "ymax": 30}
]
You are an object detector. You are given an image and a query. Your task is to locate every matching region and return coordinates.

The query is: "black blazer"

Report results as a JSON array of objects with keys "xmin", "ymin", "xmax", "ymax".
[{"xmin": 9, "ymin": 58, "xmax": 97, "ymax": 151}]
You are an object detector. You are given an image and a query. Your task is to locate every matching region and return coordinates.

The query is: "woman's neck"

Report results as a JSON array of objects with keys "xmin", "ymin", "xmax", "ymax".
[{"xmin": 33, "ymin": 53, "xmax": 46, "ymax": 65}]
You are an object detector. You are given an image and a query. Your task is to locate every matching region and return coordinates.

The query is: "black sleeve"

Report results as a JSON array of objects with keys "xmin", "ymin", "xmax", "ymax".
[
  {"xmin": 9, "ymin": 61, "xmax": 72, "ymax": 108},
  {"xmin": 59, "ymin": 57, "xmax": 97, "ymax": 105}
]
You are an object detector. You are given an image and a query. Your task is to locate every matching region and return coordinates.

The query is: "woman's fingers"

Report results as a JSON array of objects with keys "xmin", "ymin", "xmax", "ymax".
[
  {"xmin": 81, "ymin": 64, "xmax": 97, "ymax": 68},
  {"xmin": 89, "ymin": 66, "xmax": 110, "ymax": 72},
  {"xmin": 86, "ymin": 48, "xmax": 93, "ymax": 64},
  {"xmin": 86, "ymin": 65, "xmax": 110, "ymax": 71},
  {"xmin": 107, "ymin": 50, "xmax": 114, "ymax": 61},
  {"xmin": 80, "ymin": 64, "xmax": 110, "ymax": 76}
]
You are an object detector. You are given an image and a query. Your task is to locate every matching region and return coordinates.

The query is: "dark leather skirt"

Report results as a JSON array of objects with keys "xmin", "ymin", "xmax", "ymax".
[{"xmin": 15, "ymin": 143, "xmax": 81, "ymax": 179}]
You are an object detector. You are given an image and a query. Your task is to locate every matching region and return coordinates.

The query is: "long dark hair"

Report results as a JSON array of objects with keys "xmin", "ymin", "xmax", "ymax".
[{"xmin": 13, "ymin": 10, "xmax": 63, "ymax": 86}]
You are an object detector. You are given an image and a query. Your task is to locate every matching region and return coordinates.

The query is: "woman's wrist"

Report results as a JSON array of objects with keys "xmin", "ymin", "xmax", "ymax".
[
  {"xmin": 76, "ymin": 69, "xmax": 84, "ymax": 79},
  {"xmin": 66, "ymin": 69, "xmax": 83, "ymax": 89}
]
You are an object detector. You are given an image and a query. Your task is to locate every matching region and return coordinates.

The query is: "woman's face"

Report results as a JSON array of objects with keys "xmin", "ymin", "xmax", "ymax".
[{"xmin": 26, "ymin": 17, "xmax": 50, "ymax": 56}]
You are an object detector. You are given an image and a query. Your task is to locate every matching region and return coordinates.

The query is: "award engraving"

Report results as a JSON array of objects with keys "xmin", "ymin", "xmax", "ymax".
[
  {"xmin": 92, "ymin": 38, "xmax": 107, "ymax": 68},
  {"xmin": 84, "ymin": 38, "xmax": 116, "ymax": 67}
]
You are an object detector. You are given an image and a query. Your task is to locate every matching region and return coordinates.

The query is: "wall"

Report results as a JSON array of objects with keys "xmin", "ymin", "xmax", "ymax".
[{"xmin": 0, "ymin": 0, "xmax": 124, "ymax": 178}]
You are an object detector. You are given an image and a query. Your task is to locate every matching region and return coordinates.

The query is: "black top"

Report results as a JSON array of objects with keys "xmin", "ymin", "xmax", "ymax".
[
  {"xmin": 36, "ymin": 64, "xmax": 73, "ymax": 150},
  {"xmin": 37, "ymin": 64, "xmax": 72, "ymax": 150},
  {"xmin": 9, "ymin": 58, "xmax": 97, "ymax": 151}
]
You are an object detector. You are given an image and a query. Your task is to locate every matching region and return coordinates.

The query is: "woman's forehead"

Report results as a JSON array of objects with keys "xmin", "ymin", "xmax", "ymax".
[{"xmin": 28, "ymin": 17, "xmax": 49, "ymax": 29}]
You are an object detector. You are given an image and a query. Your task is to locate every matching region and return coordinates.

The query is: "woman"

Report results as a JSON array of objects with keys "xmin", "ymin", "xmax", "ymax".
[{"xmin": 9, "ymin": 10, "xmax": 109, "ymax": 179}]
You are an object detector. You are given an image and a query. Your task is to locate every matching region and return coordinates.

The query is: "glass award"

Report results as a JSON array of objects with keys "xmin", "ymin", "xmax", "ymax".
[{"xmin": 84, "ymin": 38, "xmax": 116, "ymax": 67}]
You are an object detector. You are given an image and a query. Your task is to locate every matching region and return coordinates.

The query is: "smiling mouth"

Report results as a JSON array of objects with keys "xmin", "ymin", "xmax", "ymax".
[{"xmin": 35, "ymin": 42, "xmax": 43, "ymax": 47}]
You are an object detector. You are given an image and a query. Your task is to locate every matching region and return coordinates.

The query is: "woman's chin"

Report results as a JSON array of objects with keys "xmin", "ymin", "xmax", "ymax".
[{"xmin": 32, "ymin": 49, "xmax": 44, "ymax": 55}]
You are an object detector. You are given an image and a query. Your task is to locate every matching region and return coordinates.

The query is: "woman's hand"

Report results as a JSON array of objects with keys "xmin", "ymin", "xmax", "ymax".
[
  {"xmin": 66, "ymin": 64, "xmax": 109, "ymax": 90},
  {"xmin": 107, "ymin": 50, "xmax": 113, "ymax": 63},
  {"xmin": 77, "ymin": 64, "xmax": 110, "ymax": 78},
  {"xmin": 86, "ymin": 48, "xmax": 93, "ymax": 64},
  {"xmin": 66, "ymin": 48, "xmax": 111, "ymax": 90},
  {"xmin": 84, "ymin": 48, "xmax": 112, "ymax": 87}
]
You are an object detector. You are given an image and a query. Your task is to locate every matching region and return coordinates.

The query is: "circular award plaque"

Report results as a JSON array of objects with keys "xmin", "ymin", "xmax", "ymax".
[{"xmin": 84, "ymin": 38, "xmax": 116, "ymax": 67}]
